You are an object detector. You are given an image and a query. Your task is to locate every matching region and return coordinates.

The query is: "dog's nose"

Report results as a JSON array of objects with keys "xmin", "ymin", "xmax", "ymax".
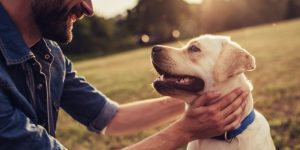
[{"xmin": 152, "ymin": 46, "xmax": 162, "ymax": 56}]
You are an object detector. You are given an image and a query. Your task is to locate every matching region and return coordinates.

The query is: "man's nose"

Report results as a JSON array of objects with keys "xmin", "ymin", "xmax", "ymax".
[{"xmin": 82, "ymin": 0, "xmax": 94, "ymax": 16}]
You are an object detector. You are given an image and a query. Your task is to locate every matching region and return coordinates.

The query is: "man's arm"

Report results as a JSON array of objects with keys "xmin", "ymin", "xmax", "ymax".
[
  {"xmin": 105, "ymin": 96, "xmax": 185, "ymax": 135},
  {"xmin": 60, "ymin": 57, "xmax": 119, "ymax": 133},
  {"xmin": 107, "ymin": 89, "xmax": 248, "ymax": 149}
]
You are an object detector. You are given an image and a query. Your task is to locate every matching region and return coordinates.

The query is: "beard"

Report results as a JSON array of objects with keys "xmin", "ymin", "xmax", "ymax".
[{"xmin": 31, "ymin": 0, "xmax": 75, "ymax": 44}]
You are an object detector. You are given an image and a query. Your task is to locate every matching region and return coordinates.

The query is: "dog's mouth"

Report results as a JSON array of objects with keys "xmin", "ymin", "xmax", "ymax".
[{"xmin": 153, "ymin": 63, "xmax": 205, "ymax": 93}]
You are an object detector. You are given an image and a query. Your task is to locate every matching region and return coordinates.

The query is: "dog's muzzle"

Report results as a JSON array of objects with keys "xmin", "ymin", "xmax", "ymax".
[{"xmin": 151, "ymin": 46, "xmax": 205, "ymax": 94}]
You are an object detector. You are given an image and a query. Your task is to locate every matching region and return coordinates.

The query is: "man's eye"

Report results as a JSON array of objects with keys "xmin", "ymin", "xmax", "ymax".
[{"xmin": 188, "ymin": 45, "xmax": 201, "ymax": 52}]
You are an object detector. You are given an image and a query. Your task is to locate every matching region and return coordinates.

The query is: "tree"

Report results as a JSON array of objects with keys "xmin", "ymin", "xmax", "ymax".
[
  {"xmin": 200, "ymin": 0, "xmax": 290, "ymax": 33},
  {"xmin": 288, "ymin": 0, "xmax": 300, "ymax": 18},
  {"xmin": 61, "ymin": 16, "xmax": 136, "ymax": 55},
  {"xmin": 126, "ymin": 0, "xmax": 195, "ymax": 44}
]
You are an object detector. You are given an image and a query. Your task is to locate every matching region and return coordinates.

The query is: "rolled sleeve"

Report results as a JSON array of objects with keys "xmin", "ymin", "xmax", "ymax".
[
  {"xmin": 88, "ymin": 99, "xmax": 118, "ymax": 133},
  {"xmin": 61, "ymin": 57, "xmax": 118, "ymax": 133}
]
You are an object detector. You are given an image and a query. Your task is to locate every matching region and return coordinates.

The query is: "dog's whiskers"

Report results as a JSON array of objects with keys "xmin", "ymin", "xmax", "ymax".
[
  {"xmin": 149, "ymin": 68, "xmax": 159, "ymax": 75},
  {"xmin": 176, "ymin": 40, "xmax": 184, "ymax": 47}
]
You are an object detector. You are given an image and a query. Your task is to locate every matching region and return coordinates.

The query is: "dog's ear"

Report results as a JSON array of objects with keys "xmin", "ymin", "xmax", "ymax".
[{"xmin": 213, "ymin": 39, "xmax": 256, "ymax": 82}]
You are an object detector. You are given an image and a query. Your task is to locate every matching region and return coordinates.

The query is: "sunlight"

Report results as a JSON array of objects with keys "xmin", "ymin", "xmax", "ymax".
[
  {"xmin": 93, "ymin": 0, "xmax": 202, "ymax": 18},
  {"xmin": 184, "ymin": 0, "xmax": 203, "ymax": 4},
  {"xmin": 93, "ymin": 0, "xmax": 138, "ymax": 18}
]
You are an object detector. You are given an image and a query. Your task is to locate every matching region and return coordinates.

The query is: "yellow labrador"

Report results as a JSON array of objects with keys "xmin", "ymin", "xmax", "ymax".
[{"xmin": 151, "ymin": 35, "xmax": 275, "ymax": 150}]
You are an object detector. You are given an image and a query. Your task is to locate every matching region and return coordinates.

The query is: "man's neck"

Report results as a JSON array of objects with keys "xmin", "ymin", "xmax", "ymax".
[{"xmin": 1, "ymin": 0, "xmax": 41, "ymax": 47}]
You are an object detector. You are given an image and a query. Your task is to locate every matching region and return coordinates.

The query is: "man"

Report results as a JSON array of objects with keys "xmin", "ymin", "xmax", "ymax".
[{"xmin": 0, "ymin": 0, "xmax": 248, "ymax": 149}]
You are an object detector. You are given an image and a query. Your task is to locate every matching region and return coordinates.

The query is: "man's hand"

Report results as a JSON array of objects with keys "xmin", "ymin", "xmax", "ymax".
[
  {"xmin": 172, "ymin": 88, "xmax": 248, "ymax": 141},
  {"xmin": 123, "ymin": 88, "xmax": 248, "ymax": 150},
  {"xmin": 122, "ymin": 88, "xmax": 248, "ymax": 150}
]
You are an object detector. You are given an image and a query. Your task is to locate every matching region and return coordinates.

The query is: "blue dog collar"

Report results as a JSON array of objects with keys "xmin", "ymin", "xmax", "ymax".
[{"xmin": 213, "ymin": 110, "xmax": 255, "ymax": 142}]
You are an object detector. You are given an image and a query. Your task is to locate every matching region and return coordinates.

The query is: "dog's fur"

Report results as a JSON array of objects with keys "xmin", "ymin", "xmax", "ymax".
[{"xmin": 151, "ymin": 35, "xmax": 275, "ymax": 150}]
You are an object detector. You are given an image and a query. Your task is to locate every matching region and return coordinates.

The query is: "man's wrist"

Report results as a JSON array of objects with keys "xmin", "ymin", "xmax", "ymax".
[
  {"xmin": 123, "ymin": 121, "xmax": 191, "ymax": 150},
  {"xmin": 167, "ymin": 121, "xmax": 193, "ymax": 146}
]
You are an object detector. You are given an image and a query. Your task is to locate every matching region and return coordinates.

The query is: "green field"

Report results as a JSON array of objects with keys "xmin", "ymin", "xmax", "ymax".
[{"xmin": 56, "ymin": 19, "xmax": 300, "ymax": 150}]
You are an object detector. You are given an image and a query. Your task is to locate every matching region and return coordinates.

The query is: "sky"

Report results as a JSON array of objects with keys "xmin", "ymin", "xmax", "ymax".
[{"xmin": 93, "ymin": 0, "xmax": 203, "ymax": 18}]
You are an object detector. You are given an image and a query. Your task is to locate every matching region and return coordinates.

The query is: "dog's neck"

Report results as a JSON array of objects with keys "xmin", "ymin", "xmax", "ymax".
[{"xmin": 211, "ymin": 74, "xmax": 254, "ymax": 123}]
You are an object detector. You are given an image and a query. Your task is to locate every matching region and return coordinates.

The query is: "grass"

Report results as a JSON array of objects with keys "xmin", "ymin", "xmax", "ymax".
[{"xmin": 56, "ymin": 19, "xmax": 300, "ymax": 150}]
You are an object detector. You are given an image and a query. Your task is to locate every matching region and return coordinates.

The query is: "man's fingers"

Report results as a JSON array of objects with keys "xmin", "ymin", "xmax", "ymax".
[
  {"xmin": 215, "ymin": 88, "xmax": 243, "ymax": 111},
  {"xmin": 221, "ymin": 92, "xmax": 248, "ymax": 117},
  {"xmin": 222, "ymin": 104, "xmax": 244, "ymax": 127},
  {"xmin": 224, "ymin": 114, "xmax": 243, "ymax": 132},
  {"xmin": 190, "ymin": 92, "xmax": 221, "ymax": 108}
]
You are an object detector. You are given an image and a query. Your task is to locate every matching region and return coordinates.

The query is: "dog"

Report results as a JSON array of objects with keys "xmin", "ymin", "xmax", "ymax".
[{"xmin": 151, "ymin": 35, "xmax": 275, "ymax": 150}]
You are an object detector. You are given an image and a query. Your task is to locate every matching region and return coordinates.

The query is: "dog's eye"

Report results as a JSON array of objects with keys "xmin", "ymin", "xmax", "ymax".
[{"xmin": 188, "ymin": 45, "xmax": 201, "ymax": 52}]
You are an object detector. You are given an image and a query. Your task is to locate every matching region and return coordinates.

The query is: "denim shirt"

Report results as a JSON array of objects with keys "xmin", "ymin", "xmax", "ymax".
[{"xmin": 0, "ymin": 5, "xmax": 118, "ymax": 150}]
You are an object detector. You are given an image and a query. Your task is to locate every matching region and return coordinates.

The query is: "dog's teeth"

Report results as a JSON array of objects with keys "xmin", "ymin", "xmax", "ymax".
[
  {"xmin": 184, "ymin": 78, "xmax": 189, "ymax": 82},
  {"xmin": 180, "ymin": 79, "xmax": 185, "ymax": 83}
]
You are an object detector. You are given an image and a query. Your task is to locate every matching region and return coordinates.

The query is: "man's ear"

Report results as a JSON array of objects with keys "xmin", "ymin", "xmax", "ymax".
[{"xmin": 213, "ymin": 40, "xmax": 256, "ymax": 82}]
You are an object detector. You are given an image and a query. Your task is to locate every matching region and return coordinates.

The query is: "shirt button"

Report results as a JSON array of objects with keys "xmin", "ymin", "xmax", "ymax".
[
  {"xmin": 44, "ymin": 54, "xmax": 51, "ymax": 60},
  {"xmin": 37, "ymin": 83, "xmax": 43, "ymax": 90}
]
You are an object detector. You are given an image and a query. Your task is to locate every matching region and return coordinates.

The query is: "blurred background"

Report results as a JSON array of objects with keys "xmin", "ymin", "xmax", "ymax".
[{"xmin": 57, "ymin": 0, "xmax": 300, "ymax": 149}]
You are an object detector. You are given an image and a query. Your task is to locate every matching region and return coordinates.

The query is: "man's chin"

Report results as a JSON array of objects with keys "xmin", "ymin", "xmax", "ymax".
[
  {"xmin": 45, "ymin": 33, "xmax": 72, "ymax": 44},
  {"xmin": 41, "ymin": 24, "xmax": 73, "ymax": 44},
  {"xmin": 59, "ymin": 30, "xmax": 73, "ymax": 44}
]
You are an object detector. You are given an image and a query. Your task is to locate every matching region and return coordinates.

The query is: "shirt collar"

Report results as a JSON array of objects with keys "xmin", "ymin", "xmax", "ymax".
[{"xmin": 0, "ymin": 4, "xmax": 35, "ymax": 66}]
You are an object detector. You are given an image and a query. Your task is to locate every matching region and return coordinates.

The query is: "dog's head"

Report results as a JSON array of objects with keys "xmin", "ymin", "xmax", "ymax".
[{"xmin": 151, "ymin": 35, "xmax": 255, "ymax": 99}]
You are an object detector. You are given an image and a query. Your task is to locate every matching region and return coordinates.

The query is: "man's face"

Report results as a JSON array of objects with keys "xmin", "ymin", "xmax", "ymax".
[{"xmin": 31, "ymin": 0, "xmax": 94, "ymax": 44}]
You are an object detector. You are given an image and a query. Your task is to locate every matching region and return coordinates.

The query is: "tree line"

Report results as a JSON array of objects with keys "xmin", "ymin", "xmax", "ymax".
[{"xmin": 61, "ymin": 0, "xmax": 300, "ymax": 56}]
